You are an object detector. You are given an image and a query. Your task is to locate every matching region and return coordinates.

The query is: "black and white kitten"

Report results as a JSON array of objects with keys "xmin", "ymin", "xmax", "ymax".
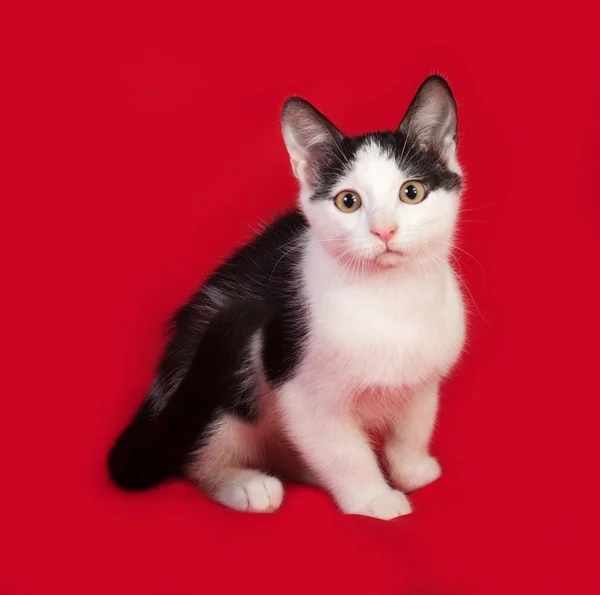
[{"xmin": 108, "ymin": 75, "xmax": 466, "ymax": 520}]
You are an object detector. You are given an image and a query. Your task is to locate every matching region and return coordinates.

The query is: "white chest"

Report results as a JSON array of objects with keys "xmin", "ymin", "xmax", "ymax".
[{"xmin": 302, "ymin": 257, "xmax": 465, "ymax": 392}]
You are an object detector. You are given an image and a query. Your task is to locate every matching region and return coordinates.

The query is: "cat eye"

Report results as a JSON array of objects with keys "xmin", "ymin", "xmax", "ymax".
[
  {"xmin": 334, "ymin": 191, "xmax": 362, "ymax": 213},
  {"xmin": 399, "ymin": 181, "xmax": 427, "ymax": 204}
]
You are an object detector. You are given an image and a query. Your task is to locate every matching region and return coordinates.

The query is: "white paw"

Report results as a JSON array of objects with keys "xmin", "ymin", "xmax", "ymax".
[
  {"xmin": 350, "ymin": 490, "xmax": 412, "ymax": 520},
  {"xmin": 390, "ymin": 455, "xmax": 441, "ymax": 492},
  {"xmin": 214, "ymin": 471, "xmax": 284, "ymax": 513}
]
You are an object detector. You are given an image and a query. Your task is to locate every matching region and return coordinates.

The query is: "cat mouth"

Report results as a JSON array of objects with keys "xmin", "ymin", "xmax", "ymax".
[
  {"xmin": 380, "ymin": 246, "xmax": 405, "ymax": 257},
  {"xmin": 373, "ymin": 248, "xmax": 406, "ymax": 267}
]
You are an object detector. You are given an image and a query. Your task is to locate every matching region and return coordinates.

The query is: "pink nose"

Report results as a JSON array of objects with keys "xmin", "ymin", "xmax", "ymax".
[{"xmin": 370, "ymin": 224, "xmax": 397, "ymax": 244}]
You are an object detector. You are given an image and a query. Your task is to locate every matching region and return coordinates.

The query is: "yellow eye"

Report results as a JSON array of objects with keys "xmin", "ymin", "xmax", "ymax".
[
  {"xmin": 334, "ymin": 191, "xmax": 362, "ymax": 213},
  {"xmin": 399, "ymin": 181, "xmax": 427, "ymax": 204}
]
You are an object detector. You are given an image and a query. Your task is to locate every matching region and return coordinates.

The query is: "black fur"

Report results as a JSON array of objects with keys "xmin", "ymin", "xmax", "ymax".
[
  {"xmin": 310, "ymin": 131, "xmax": 461, "ymax": 203},
  {"xmin": 108, "ymin": 211, "xmax": 309, "ymax": 490}
]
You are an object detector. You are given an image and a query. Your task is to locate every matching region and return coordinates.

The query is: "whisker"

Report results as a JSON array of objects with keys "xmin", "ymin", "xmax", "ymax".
[
  {"xmin": 447, "ymin": 259, "xmax": 490, "ymax": 328},
  {"xmin": 320, "ymin": 248, "xmax": 349, "ymax": 275}
]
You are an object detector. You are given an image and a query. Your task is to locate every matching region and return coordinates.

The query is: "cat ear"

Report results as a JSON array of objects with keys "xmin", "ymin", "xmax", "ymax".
[
  {"xmin": 399, "ymin": 75, "xmax": 458, "ymax": 159},
  {"xmin": 282, "ymin": 98, "xmax": 344, "ymax": 187}
]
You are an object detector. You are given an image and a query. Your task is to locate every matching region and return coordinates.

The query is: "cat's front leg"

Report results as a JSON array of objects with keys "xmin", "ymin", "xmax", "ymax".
[
  {"xmin": 384, "ymin": 382, "xmax": 442, "ymax": 492},
  {"xmin": 278, "ymin": 379, "xmax": 412, "ymax": 520}
]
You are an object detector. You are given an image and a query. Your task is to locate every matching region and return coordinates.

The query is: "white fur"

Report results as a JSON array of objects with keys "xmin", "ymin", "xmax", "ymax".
[
  {"xmin": 278, "ymin": 141, "xmax": 465, "ymax": 518},
  {"xmin": 384, "ymin": 382, "xmax": 442, "ymax": 492},
  {"xmin": 189, "ymin": 129, "xmax": 465, "ymax": 520},
  {"xmin": 213, "ymin": 470, "xmax": 284, "ymax": 513}
]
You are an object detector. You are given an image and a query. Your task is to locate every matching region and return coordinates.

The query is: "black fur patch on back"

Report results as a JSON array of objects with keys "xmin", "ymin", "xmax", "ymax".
[{"xmin": 160, "ymin": 210, "xmax": 310, "ymax": 417}]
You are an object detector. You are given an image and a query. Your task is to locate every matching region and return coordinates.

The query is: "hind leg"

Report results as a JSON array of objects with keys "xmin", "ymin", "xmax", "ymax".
[{"xmin": 186, "ymin": 413, "xmax": 284, "ymax": 513}]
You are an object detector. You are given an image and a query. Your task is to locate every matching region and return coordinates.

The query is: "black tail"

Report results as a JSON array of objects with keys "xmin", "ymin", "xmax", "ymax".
[
  {"xmin": 107, "ymin": 300, "xmax": 268, "ymax": 491},
  {"xmin": 107, "ymin": 400, "xmax": 174, "ymax": 490}
]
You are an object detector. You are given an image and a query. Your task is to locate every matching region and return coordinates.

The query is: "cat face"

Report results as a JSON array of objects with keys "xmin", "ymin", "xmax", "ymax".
[{"xmin": 282, "ymin": 76, "xmax": 463, "ymax": 269}]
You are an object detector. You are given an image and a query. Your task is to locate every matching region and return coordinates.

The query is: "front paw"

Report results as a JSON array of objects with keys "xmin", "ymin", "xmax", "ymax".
[
  {"xmin": 389, "ymin": 455, "xmax": 441, "ymax": 492},
  {"xmin": 347, "ymin": 490, "xmax": 412, "ymax": 520}
]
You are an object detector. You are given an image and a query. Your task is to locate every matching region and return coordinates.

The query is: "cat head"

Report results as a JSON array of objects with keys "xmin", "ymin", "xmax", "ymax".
[{"xmin": 282, "ymin": 75, "xmax": 462, "ymax": 269}]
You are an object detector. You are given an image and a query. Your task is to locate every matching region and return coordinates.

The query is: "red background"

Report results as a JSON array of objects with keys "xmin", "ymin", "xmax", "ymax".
[{"xmin": 2, "ymin": 1, "xmax": 600, "ymax": 593}]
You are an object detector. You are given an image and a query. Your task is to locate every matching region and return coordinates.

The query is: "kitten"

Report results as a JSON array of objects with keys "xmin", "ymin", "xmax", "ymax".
[{"xmin": 108, "ymin": 75, "xmax": 466, "ymax": 520}]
